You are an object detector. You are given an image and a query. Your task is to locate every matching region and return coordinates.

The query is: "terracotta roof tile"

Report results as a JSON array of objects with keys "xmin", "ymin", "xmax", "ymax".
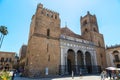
[{"xmin": 61, "ymin": 27, "xmax": 83, "ymax": 39}]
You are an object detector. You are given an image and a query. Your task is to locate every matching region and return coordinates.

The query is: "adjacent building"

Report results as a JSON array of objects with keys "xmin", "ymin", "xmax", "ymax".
[
  {"xmin": 106, "ymin": 45, "xmax": 120, "ymax": 68},
  {"xmin": 19, "ymin": 45, "xmax": 27, "ymax": 73},
  {"xmin": 0, "ymin": 51, "xmax": 15, "ymax": 70}
]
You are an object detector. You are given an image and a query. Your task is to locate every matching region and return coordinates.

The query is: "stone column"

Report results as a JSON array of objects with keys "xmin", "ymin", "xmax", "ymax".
[
  {"xmin": 83, "ymin": 51, "xmax": 86, "ymax": 66},
  {"xmin": 60, "ymin": 47, "xmax": 64, "ymax": 75},
  {"xmin": 93, "ymin": 50, "xmax": 99, "ymax": 73},
  {"xmin": 83, "ymin": 50, "xmax": 88, "ymax": 74},
  {"xmin": 90, "ymin": 51, "xmax": 94, "ymax": 73},
  {"xmin": 65, "ymin": 53, "xmax": 68, "ymax": 74},
  {"xmin": 93, "ymin": 51, "xmax": 97, "ymax": 66}
]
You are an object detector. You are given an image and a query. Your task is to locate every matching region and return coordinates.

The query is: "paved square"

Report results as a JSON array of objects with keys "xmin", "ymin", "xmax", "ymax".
[{"xmin": 14, "ymin": 75, "xmax": 110, "ymax": 80}]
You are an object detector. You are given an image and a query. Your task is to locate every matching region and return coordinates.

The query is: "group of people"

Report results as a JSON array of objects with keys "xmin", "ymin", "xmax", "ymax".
[{"xmin": 101, "ymin": 69, "xmax": 120, "ymax": 80}]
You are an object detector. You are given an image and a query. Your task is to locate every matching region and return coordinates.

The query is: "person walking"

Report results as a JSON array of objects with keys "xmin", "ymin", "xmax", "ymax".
[
  {"xmin": 9, "ymin": 70, "xmax": 15, "ymax": 80},
  {"xmin": 72, "ymin": 70, "xmax": 74, "ymax": 79},
  {"xmin": 108, "ymin": 70, "xmax": 112, "ymax": 79},
  {"xmin": 100, "ymin": 70, "xmax": 106, "ymax": 80},
  {"xmin": 79, "ymin": 69, "xmax": 82, "ymax": 79},
  {"xmin": 112, "ymin": 71, "xmax": 116, "ymax": 80}
]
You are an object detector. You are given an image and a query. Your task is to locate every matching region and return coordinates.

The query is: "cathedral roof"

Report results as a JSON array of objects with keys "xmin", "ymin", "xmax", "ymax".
[{"xmin": 61, "ymin": 27, "xmax": 83, "ymax": 39}]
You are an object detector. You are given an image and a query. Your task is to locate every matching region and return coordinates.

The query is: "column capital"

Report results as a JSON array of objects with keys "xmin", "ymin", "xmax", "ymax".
[{"xmin": 82, "ymin": 50, "xmax": 86, "ymax": 54}]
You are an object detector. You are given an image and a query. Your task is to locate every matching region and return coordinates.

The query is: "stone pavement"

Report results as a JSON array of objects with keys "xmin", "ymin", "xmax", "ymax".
[{"xmin": 14, "ymin": 75, "xmax": 111, "ymax": 80}]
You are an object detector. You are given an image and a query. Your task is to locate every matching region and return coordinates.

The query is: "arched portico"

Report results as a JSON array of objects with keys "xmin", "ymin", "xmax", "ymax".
[
  {"xmin": 67, "ymin": 49, "xmax": 75, "ymax": 74},
  {"xmin": 60, "ymin": 44, "xmax": 98, "ymax": 75}
]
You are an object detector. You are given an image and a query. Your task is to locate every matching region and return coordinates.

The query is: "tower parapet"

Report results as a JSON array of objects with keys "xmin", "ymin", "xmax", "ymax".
[{"xmin": 36, "ymin": 3, "xmax": 59, "ymax": 20}]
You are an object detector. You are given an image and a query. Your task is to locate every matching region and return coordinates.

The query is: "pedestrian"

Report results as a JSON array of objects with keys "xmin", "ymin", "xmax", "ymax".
[
  {"xmin": 72, "ymin": 70, "xmax": 74, "ymax": 79},
  {"xmin": 80, "ymin": 69, "xmax": 82, "ymax": 79},
  {"xmin": 104, "ymin": 70, "xmax": 107, "ymax": 78},
  {"xmin": 108, "ymin": 70, "xmax": 112, "ymax": 79},
  {"xmin": 112, "ymin": 70, "xmax": 116, "ymax": 80},
  {"xmin": 12, "ymin": 71, "xmax": 15, "ymax": 80},
  {"xmin": 100, "ymin": 70, "xmax": 105, "ymax": 80},
  {"xmin": 9, "ymin": 70, "xmax": 14, "ymax": 80}
]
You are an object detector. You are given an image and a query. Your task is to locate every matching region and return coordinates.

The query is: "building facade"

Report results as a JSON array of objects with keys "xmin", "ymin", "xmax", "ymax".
[
  {"xmin": 0, "ymin": 51, "xmax": 15, "ymax": 70},
  {"xmin": 24, "ymin": 4, "xmax": 107, "ymax": 77},
  {"xmin": 106, "ymin": 45, "xmax": 120, "ymax": 68},
  {"xmin": 60, "ymin": 27, "xmax": 98, "ymax": 75},
  {"xmin": 19, "ymin": 45, "xmax": 27, "ymax": 73}
]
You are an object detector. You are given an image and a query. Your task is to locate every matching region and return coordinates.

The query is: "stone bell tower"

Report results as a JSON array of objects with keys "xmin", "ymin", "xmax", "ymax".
[
  {"xmin": 81, "ymin": 11, "xmax": 107, "ymax": 70},
  {"xmin": 25, "ymin": 3, "xmax": 61, "ymax": 77}
]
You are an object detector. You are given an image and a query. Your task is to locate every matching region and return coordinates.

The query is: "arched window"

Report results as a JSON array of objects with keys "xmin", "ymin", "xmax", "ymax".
[
  {"xmin": 113, "ymin": 50, "xmax": 119, "ymax": 62},
  {"xmin": 114, "ymin": 55, "xmax": 119, "ymax": 62},
  {"xmin": 93, "ymin": 28, "xmax": 97, "ymax": 32},
  {"xmin": 1, "ymin": 57, "xmax": 4, "ymax": 62},
  {"xmin": 55, "ymin": 15, "xmax": 57, "ymax": 19},
  {"xmin": 113, "ymin": 50, "xmax": 119, "ymax": 53},
  {"xmin": 83, "ymin": 20, "xmax": 87, "ymax": 25}
]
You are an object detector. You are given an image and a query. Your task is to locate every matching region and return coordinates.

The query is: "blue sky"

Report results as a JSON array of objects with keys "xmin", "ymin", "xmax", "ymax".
[{"xmin": 0, "ymin": 0, "xmax": 120, "ymax": 54}]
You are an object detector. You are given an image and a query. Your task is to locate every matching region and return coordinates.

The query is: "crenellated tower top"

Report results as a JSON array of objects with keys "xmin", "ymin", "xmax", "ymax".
[{"xmin": 35, "ymin": 3, "xmax": 59, "ymax": 20}]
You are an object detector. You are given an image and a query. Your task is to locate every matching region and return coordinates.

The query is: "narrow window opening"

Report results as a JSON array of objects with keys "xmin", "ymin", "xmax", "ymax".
[
  {"xmin": 47, "ymin": 44, "xmax": 49, "ymax": 52},
  {"xmin": 55, "ymin": 15, "xmax": 57, "ymax": 19},
  {"xmin": 85, "ymin": 29, "xmax": 88, "ymax": 32},
  {"xmin": 94, "ymin": 28, "xmax": 97, "ymax": 32},
  {"xmin": 47, "ymin": 13, "xmax": 49, "ymax": 17},
  {"xmin": 47, "ymin": 29, "xmax": 50, "ymax": 37}
]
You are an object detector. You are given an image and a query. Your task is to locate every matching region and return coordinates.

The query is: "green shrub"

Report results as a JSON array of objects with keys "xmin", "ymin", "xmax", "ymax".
[{"xmin": 0, "ymin": 71, "xmax": 11, "ymax": 80}]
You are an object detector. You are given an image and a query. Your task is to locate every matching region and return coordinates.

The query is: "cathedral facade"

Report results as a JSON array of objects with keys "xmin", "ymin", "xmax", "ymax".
[{"xmin": 24, "ymin": 4, "xmax": 107, "ymax": 77}]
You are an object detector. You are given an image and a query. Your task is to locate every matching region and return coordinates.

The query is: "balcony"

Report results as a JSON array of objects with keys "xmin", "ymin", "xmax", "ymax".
[{"xmin": 113, "ymin": 59, "xmax": 120, "ymax": 63}]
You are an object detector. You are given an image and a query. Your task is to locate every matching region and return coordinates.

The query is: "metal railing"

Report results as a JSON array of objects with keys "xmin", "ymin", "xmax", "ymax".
[
  {"xmin": 59, "ymin": 65, "xmax": 101, "ymax": 75},
  {"xmin": 113, "ymin": 59, "xmax": 120, "ymax": 63}
]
